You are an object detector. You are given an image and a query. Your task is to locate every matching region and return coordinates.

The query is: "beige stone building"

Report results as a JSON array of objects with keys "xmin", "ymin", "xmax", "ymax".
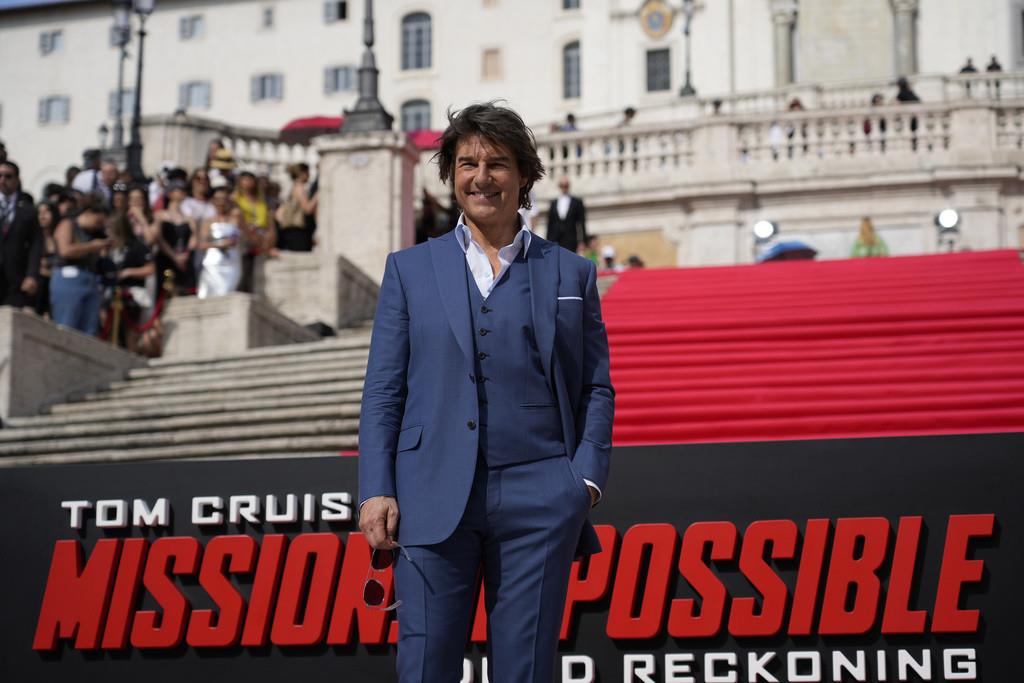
[{"xmin": 1, "ymin": 0, "xmax": 1021, "ymax": 275}]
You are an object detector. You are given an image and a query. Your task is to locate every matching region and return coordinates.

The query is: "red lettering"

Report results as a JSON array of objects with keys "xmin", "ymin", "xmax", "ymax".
[
  {"xmin": 728, "ymin": 519, "xmax": 797, "ymax": 637},
  {"xmin": 271, "ymin": 533, "xmax": 341, "ymax": 645},
  {"xmin": 101, "ymin": 538, "xmax": 149, "ymax": 649},
  {"xmin": 819, "ymin": 517, "xmax": 889, "ymax": 635},
  {"xmin": 326, "ymin": 533, "xmax": 392, "ymax": 645},
  {"xmin": 668, "ymin": 521, "xmax": 737, "ymax": 638},
  {"xmin": 560, "ymin": 525, "xmax": 619, "ymax": 640},
  {"xmin": 240, "ymin": 534, "xmax": 287, "ymax": 646},
  {"xmin": 33, "ymin": 539, "xmax": 120, "ymax": 650},
  {"xmin": 881, "ymin": 516, "xmax": 927, "ymax": 634},
  {"xmin": 932, "ymin": 513, "xmax": 995, "ymax": 633},
  {"xmin": 787, "ymin": 519, "xmax": 830, "ymax": 636},
  {"xmin": 187, "ymin": 535, "xmax": 258, "ymax": 647},
  {"xmin": 607, "ymin": 524, "xmax": 678, "ymax": 639},
  {"xmin": 131, "ymin": 537, "xmax": 201, "ymax": 648},
  {"xmin": 470, "ymin": 578, "xmax": 487, "ymax": 643}
]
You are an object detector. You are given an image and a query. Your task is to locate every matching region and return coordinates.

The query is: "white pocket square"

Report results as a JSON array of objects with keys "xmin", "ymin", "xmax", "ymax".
[{"xmin": 557, "ymin": 296, "xmax": 583, "ymax": 301}]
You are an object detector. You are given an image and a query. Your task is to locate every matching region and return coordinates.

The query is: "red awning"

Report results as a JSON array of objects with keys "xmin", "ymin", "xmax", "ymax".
[
  {"xmin": 408, "ymin": 129, "xmax": 443, "ymax": 151},
  {"xmin": 280, "ymin": 118, "xmax": 443, "ymax": 150},
  {"xmin": 280, "ymin": 116, "xmax": 344, "ymax": 144}
]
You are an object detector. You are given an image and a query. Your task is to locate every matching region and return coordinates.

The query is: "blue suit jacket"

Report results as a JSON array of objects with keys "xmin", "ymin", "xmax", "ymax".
[{"xmin": 358, "ymin": 230, "xmax": 614, "ymax": 554}]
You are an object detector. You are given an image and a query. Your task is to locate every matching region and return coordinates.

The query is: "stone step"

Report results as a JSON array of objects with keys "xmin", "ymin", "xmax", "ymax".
[
  {"xmin": 81, "ymin": 367, "xmax": 367, "ymax": 401},
  {"xmin": 0, "ymin": 418, "xmax": 359, "ymax": 457},
  {"xmin": 112, "ymin": 356, "xmax": 370, "ymax": 391},
  {"xmin": 147, "ymin": 332, "xmax": 372, "ymax": 369},
  {"xmin": 0, "ymin": 404, "xmax": 361, "ymax": 442},
  {"xmin": 127, "ymin": 346, "xmax": 370, "ymax": 379},
  {"xmin": 0, "ymin": 436, "xmax": 359, "ymax": 467},
  {"xmin": 6, "ymin": 391, "xmax": 364, "ymax": 428},
  {"xmin": 50, "ymin": 380, "xmax": 364, "ymax": 414}
]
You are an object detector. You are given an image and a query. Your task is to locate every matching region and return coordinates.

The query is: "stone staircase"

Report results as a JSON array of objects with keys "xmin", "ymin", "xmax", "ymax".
[{"xmin": 0, "ymin": 326, "xmax": 373, "ymax": 467}]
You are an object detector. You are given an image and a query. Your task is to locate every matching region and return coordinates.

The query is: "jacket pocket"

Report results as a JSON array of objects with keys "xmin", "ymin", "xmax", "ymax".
[{"xmin": 397, "ymin": 425, "xmax": 423, "ymax": 452}]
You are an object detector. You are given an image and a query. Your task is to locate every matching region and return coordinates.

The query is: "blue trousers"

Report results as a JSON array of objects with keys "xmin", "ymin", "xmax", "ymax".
[
  {"xmin": 50, "ymin": 268, "xmax": 101, "ymax": 336},
  {"xmin": 394, "ymin": 455, "xmax": 590, "ymax": 683}
]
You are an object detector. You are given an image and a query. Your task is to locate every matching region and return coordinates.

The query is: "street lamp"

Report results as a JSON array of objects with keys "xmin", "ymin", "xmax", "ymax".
[
  {"xmin": 679, "ymin": 0, "xmax": 697, "ymax": 97},
  {"xmin": 753, "ymin": 219, "xmax": 778, "ymax": 261},
  {"xmin": 98, "ymin": 123, "xmax": 110, "ymax": 150},
  {"xmin": 126, "ymin": 0, "xmax": 155, "ymax": 183},
  {"xmin": 111, "ymin": 0, "xmax": 132, "ymax": 153},
  {"xmin": 935, "ymin": 208, "xmax": 960, "ymax": 252}
]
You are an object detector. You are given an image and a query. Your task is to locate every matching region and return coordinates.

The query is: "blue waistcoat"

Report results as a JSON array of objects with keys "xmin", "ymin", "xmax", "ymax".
[{"xmin": 466, "ymin": 251, "xmax": 566, "ymax": 466}]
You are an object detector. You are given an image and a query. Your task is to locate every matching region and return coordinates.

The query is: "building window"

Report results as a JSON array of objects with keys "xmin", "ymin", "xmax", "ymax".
[
  {"xmin": 324, "ymin": 1, "xmax": 348, "ymax": 22},
  {"xmin": 1020, "ymin": 9, "xmax": 1024, "ymax": 59},
  {"xmin": 179, "ymin": 15, "xmax": 204, "ymax": 40},
  {"xmin": 482, "ymin": 48, "xmax": 503, "ymax": 81},
  {"xmin": 563, "ymin": 41, "xmax": 581, "ymax": 99},
  {"xmin": 107, "ymin": 89, "xmax": 135, "ymax": 118},
  {"xmin": 324, "ymin": 65, "xmax": 357, "ymax": 94},
  {"xmin": 39, "ymin": 30, "xmax": 63, "ymax": 55},
  {"xmin": 401, "ymin": 12, "xmax": 432, "ymax": 70},
  {"xmin": 251, "ymin": 73, "xmax": 284, "ymax": 102},
  {"xmin": 563, "ymin": 0, "xmax": 581, "ymax": 9},
  {"xmin": 401, "ymin": 100, "xmax": 431, "ymax": 132},
  {"xmin": 38, "ymin": 96, "xmax": 70, "ymax": 124},
  {"xmin": 646, "ymin": 48, "xmax": 671, "ymax": 92},
  {"xmin": 179, "ymin": 81, "xmax": 212, "ymax": 109},
  {"xmin": 262, "ymin": 7, "xmax": 274, "ymax": 28}
]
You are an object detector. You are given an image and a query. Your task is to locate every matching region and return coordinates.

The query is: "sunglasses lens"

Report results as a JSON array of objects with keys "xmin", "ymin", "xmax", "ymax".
[
  {"xmin": 371, "ymin": 548, "xmax": 395, "ymax": 570},
  {"xmin": 363, "ymin": 579, "xmax": 385, "ymax": 606}
]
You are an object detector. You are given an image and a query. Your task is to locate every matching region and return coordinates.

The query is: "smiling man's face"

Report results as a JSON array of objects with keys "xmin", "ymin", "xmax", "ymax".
[{"xmin": 453, "ymin": 135, "xmax": 526, "ymax": 232}]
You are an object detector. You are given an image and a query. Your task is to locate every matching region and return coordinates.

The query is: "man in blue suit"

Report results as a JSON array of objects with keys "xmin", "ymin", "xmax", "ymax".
[{"xmin": 358, "ymin": 102, "xmax": 614, "ymax": 682}]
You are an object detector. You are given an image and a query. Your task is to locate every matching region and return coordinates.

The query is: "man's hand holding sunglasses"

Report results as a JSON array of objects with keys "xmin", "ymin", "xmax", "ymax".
[{"xmin": 358, "ymin": 495, "xmax": 400, "ymax": 550}]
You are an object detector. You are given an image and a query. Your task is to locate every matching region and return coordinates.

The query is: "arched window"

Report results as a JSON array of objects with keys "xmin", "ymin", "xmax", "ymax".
[
  {"xmin": 401, "ymin": 12, "xmax": 432, "ymax": 70},
  {"xmin": 563, "ymin": 41, "xmax": 581, "ymax": 99},
  {"xmin": 401, "ymin": 99, "xmax": 431, "ymax": 132}
]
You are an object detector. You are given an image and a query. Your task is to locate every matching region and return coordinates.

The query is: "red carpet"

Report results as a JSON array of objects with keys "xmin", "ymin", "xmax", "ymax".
[{"xmin": 602, "ymin": 249, "xmax": 1024, "ymax": 445}]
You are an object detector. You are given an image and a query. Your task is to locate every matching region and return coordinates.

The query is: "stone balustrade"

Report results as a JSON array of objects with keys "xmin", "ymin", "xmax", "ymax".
[{"xmin": 535, "ymin": 100, "xmax": 1023, "ymax": 195}]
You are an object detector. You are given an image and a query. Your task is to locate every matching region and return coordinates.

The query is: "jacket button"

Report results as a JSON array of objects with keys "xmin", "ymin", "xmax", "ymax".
[
  {"xmin": 478, "ymin": 328, "xmax": 489, "ymax": 336},
  {"xmin": 477, "ymin": 351, "xmax": 488, "ymax": 360},
  {"xmin": 467, "ymin": 420, "xmax": 477, "ymax": 430},
  {"xmin": 480, "ymin": 305, "xmax": 491, "ymax": 313}
]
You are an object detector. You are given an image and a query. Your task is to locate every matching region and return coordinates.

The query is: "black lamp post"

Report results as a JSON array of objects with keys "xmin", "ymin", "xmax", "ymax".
[
  {"xmin": 111, "ymin": 0, "xmax": 131, "ymax": 153},
  {"xmin": 679, "ymin": 0, "xmax": 697, "ymax": 97},
  {"xmin": 126, "ymin": 0, "xmax": 155, "ymax": 182},
  {"xmin": 341, "ymin": 0, "xmax": 394, "ymax": 132}
]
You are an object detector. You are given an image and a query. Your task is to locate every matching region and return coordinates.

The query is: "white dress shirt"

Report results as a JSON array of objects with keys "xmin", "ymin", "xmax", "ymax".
[{"xmin": 556, "ymin": 194, "xmax": 572, "ymax": 220}]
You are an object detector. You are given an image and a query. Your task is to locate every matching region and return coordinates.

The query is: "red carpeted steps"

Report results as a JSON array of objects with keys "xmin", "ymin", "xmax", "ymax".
[{"xmin": 602, "ymin": 249, "xmax": 1024, "ymax": 445}]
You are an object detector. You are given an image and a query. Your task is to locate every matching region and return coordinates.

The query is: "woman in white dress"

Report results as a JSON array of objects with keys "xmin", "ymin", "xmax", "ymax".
[{"xmin": 197, "ymin": 187, "xmax": 242, "ymax": 299}]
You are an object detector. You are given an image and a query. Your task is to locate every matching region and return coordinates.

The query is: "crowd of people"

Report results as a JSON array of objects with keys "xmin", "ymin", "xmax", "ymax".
[{"xmin": 0, "ymin": 139, "xmax": 318, "ymax": 355}]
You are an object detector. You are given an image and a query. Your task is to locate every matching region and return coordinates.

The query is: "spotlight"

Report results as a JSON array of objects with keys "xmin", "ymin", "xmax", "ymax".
[
  {"xmin": 935, "ymin": 208, "xmax": 961, "ymax": 252},
  {"xmin": 935, "ymin": 209, "xmax": 960, "ymax": 232},
  {"xmin": 753, "ymin": 220, "xmax": 778, "ymax": 242}
]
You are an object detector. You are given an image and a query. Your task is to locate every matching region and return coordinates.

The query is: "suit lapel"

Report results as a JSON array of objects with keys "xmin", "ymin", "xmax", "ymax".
[
  {"xmin": 429, "ymin": 232, "xmax": 474, "ymax": 362},
  {"xmin": 528, "ymin": 236, "xmax": 558, "ymax": 384}
]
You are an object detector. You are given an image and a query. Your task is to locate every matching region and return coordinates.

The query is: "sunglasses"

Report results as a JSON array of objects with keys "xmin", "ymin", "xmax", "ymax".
[{"xmin": 364, "ymin": 544, "xmax": 411, "ymax": 611}]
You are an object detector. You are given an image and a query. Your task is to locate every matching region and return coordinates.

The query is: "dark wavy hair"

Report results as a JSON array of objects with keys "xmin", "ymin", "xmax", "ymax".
[{"xmin": 434, "ymin": 101, "xmax": 545, "ymax": 210}]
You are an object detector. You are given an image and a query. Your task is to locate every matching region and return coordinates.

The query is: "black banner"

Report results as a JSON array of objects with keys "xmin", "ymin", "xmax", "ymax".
[{"xmin": 1, "ymin": 433, "xmax": 1020, "ymax": 681}]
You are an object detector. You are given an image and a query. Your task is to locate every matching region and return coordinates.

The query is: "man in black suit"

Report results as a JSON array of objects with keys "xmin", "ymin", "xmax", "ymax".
[
  {"xmin": 0, "ymin": 161, "xmax": 42, "ymax": 308},
  {"xmin": 545, "ymin": 176, "xmax": 587, "ymax": 252}
]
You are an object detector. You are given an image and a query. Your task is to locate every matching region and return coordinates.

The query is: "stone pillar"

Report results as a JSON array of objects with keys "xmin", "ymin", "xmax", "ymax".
[
  {"xmin": 770, "ymin": 0, "xmax": 798, "ymax": 86},
  {"xmin": 315, "ymin": 131, "xmax": 418, "ymax": 283},
  {"xmin": 891, "ymin": 0, "xmax": 919, "ymax": 76}
]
